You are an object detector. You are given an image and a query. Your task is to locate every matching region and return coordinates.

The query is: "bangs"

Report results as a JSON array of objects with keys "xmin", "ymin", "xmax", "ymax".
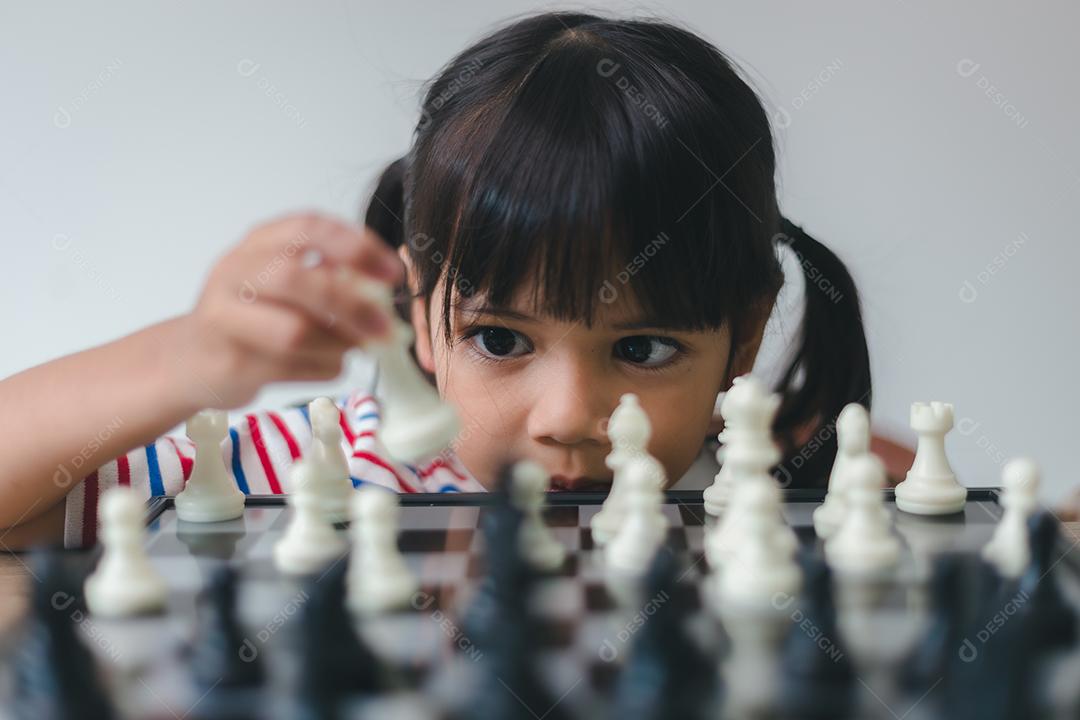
[{"xmin": 405, "ymin": 17, "xmax": 781, "ymax": 343}]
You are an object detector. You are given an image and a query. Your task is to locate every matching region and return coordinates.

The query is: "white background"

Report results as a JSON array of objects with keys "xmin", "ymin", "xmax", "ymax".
[{"xmin": 2, "ymin": 2, "xmax": 1077, "ymax": 498}]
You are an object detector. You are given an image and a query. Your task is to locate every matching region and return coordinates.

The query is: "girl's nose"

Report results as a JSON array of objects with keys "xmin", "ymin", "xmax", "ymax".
[{"xmin": 526, "ymin": 360, "xmax": 610, "ymax": 448}]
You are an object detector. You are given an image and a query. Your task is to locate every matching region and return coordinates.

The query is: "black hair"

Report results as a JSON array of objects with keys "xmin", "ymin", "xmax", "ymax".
[{"xmin": 363, "ymin": 12, "xmax": 870, "ymax": 488}]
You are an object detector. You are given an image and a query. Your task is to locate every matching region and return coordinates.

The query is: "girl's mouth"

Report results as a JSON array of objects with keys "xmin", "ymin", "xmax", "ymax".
[{"xmin": 548, "ymin": 475, "xmax": 611, "ymax": 492}]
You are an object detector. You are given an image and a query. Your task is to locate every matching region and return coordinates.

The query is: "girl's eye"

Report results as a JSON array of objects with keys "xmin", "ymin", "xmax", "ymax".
[
  {"xmin": 615, "ymin": 336, "xmax": 681, "ymax": 368},
  {"xmin": 465, "ymin": 326, "xmax": 531, "ymax": 359}
]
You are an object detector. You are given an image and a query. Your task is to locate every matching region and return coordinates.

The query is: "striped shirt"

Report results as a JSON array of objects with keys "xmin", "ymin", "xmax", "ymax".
[{"xmin": 64, "ymin": 389, "xmax": 484, "ymax": 548}]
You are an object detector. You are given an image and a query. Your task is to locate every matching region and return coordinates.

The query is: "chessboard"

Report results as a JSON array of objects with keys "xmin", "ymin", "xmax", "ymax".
[{"xmin": 6, "ymin": 488, "xmax": 1080, "ymax": 720}]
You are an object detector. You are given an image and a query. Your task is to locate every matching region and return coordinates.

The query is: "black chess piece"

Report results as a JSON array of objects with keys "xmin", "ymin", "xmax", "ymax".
[
  {"xmin": 1018, "ymin": 511, "xmax": 1077, "ymax": 652},
  {"xmin": 293, "ymin": 560, "xmax": 390, "ymax": 720},
  {"xmin": 941, "ymin": 559, "xmax": 1037, "ymax": 720},
  {"xmin": 12, "ymin": 551, "xmax": 117, "ymax": 720},
  {"xmin": 461, "ymin": 464, "xmax": 536, "ymax": 652},
  {"xmin": 611, "ymin": 547, "xmax": 720, "ymax": 720},
  {"xmin": 189, "ymin": 565, "xmax": 265, "ymax": 690},
  {"xmin": 466, "ymin": 599, "xmax": 571, "ymax": 720},
  {"xmin": 901, "ymin": 554, "xmax": 969, "ymax": 694},
  {"xmin": 778, "ymin": 554, "xmax": 854, "ymax": 720},
  {"xmin": 184, "ymin": 565, "xmax": 267, "ymax": 720},
  {"xmin": 456, "ymin": 464, "xmax": 571, "ymax": 720}
]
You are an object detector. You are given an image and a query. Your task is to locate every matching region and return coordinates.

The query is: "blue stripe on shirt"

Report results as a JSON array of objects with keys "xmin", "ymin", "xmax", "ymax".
[
  {"xmin": 350, "ymin": 476, "xmax": 365, "ymax": 488},
  {"xmin": 298, "ymin": 404, "xmax": 311, "ymax": 427},
  {"xmin": 228, "ymin": 428, "xmax": 251, "ymax": 495},
  {"xmin": 356, "ymin": 412, "xmax": 379, "ymax": 423},
  {"xmin": 145, "ymin": 444, "xmax": 165, "ymax": 496}
]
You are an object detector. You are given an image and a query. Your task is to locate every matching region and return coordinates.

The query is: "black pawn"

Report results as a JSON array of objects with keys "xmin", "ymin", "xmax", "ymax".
[
  {"xmin": 293, "ymin": 560, "xmax": 389, "ymax": 720},
  {"xmin": 612, "ymin": 547, "xmax": 719, "ymax": 720},
  {"xmin": 12, "ymin": 551, "xmax": 117, "ymax": 720},
  {"xmin": 1018, "ymin": 511, "xmax": 1077, "ymax": 651},
  {"xmin": 778, "ymin": 555, "xmax": 854, "ymax": 720}
]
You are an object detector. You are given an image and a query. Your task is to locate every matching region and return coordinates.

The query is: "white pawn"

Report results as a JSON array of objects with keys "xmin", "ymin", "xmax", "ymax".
[
  {"xmin": 591, "ymin": 393, "xmax": 653, "ymax": 546},
  {"xmin": 813, "ymin": 403, "xmax": 871, "ymax": 538},
  {"xmin": 717, "ymin": 480, "xmax": 801, "ymax": 610},
  {"xmin": 605, "ymin": 456, "xmax": 669, "ymax": 577},
  {"xmin": 825, "ymin": 454, "xmax": 900, "ymax": 575},
  {"xmin": 510, "ymin": 460, "xmax": 567, "ymax": 571},
  {"xmin": 273, "ymin": 460, "xmax": 347, "ymax": 575},
  {"xmin": 85, "ymin": 487, "xmax": 167, "ymax": 617},
  {"xmin": 347, "ymin": 486, "xmax": 417, "ymax": 614},
  {"xmin": 982, "ymin": 458, "xmax": 1040, "ymax": 578},
  {"xmin": 707, "ymin": 472, "xmax": 796, "ymax": 569},
  {"xmin": 895, "ymin": 401, "xmax": 967, "ymax": 515},
  {"xmin": 175, "ymin": 409, "xmax": 245, "ymax": 522},
  {"xmin": 305, "ymin": 397, "xmax": 354, "ymax": 523},
  {"xmin": 360, "ymin": 280, "xmax": 460, "ymax": 462}
]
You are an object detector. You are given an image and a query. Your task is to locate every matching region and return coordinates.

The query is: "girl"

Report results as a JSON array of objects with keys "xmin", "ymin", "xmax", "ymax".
[{"xmin": 0, "ymin": 11, "xmax": 869, "ymax": 548}]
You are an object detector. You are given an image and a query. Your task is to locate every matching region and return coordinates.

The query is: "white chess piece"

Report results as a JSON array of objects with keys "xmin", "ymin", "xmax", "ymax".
[
  {"xmin": 825, "ymin": 454, "xmax": 900, "ymax": 575},
  {"xmin": 591, "ymin": 393, "xmax": 654, "ymax": 546},
  {"xmin": 895, "ymin": 402, "xmax": 967, "ymax": 515},
  {"xmin": 347, "ymin": 485, "xmax": 418, "ymax": 614},
  {"xmin": 716, "ymin": 480, "xmax": 801, "ymax": 610},
  {"xmin": 982, "ymin": 458, "xmax": 1040, "ymax": 578},
  {"xmin": 703, "ymin": 389, "xmax": 742, "ymax": 517},
  {"xmin": 359, "ymin": 280, "xmax": 460, "ymax": 462},
  {"xmin": 704, "ymin": 376, "xmax": 795, "ymax": 568},
  {"xmin": 175, "ymin": 409, "xmax": 245, "ymax": 522},
  {"xmin": 273, "ymin": 460, "xmax": 347, "ymax": 575},
  {"xmin": 305, "ymin": 396, "xmax": 354, "ymax": 523},
  {"xmin": 510, "ymin": 460, "xmax": 567, "ymax": 571},
  {"xmin": 813, "ymin": 403, "xmax": 871, "ymax": 538},
  {"xmin": 605, "ymin": 456, "xmax": 669, "ymax": 577},
  {"xmin": 703, "ymin": 375, "xmax": 781, "ymax": 517},
  {"xmin": 85, "ymin": 487, "xmax": 167, "ymax": 617}
]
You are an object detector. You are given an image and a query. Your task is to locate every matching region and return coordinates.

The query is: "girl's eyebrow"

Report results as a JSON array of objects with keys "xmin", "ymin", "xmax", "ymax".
[
  {"xmin": 455, "ymin": 301, "xmax": 677, "ymax": 333},
  {"xmin": 454, "ymin": 302, "xmax": 537, "ymax": 323}
]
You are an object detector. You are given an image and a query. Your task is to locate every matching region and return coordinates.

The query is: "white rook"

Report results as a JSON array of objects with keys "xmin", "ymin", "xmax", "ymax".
[{"xmin": 895, "ymin": 401, "xmax": 967, "ymax": 515}]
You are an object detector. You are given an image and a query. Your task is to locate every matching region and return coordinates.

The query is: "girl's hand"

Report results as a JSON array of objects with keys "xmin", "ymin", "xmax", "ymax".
[{"xmin": 169, "ymin": 212, "xmax": 404, "ymax": 409}]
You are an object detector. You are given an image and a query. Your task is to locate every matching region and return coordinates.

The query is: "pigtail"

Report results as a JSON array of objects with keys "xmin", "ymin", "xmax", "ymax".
[
  {"xmin": 363, "ymin": 157, "xmax": 407, "ymax": 250},
  {"xmin": 363, "ymin": 157, "xmax": 425, "ymax": 367},
  {"xmin": 772, "ymin": 218, "xmax": 872, "ymax": 487}
]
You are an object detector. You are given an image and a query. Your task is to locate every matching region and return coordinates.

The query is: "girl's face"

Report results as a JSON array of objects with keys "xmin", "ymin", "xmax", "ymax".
[{"xmin": 406, "ymin": 271, "xmax": 765, "ymax": 490}]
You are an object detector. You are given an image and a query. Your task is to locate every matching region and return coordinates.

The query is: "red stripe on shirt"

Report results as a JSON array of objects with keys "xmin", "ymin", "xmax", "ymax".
[
  {"xmin": 351, "ymin": 450, "xmax": 417, "ymax": 493},
  {"xmin": 338, "ymin": 410, "xmax": 357, "ymax": 446},
  {"xmin": 348, "ymin": 394, "xmax": 375, "ymax": 412},
  {"xmin": 247, "ymin": 414, "xmax": 283, "ymax": 494},
  {"xmin": 82, "ymin": 471, "xmax": 99, "ymax": 548},
  {"xmin": 117, "ymin": 454, "xmax": 131, "ymax": 486},
  {"xmin": 418, "ymin": 457, "xmax": 467, "ymax": 483},
  {"xmin": 166, "ymin": 437, "xmax": 194, "ymax": 482},
  {"xmin": 268, "ymin": 412, "xmax": 302, "ymax": 461}
]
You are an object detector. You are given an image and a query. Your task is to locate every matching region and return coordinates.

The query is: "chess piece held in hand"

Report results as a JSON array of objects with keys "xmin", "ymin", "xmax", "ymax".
[{"xmin": 358, "ymin": 279, "xmax": 460, "ymax": 463}]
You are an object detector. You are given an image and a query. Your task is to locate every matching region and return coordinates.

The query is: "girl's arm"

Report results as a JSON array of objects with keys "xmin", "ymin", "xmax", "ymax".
[
  {"xmin": 0, "ymin": 213, "xmax": 403, "ymax": 534},
  {"xmin": 0, "ymin": 317, "xmax": 199, "ymax": 531}
]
